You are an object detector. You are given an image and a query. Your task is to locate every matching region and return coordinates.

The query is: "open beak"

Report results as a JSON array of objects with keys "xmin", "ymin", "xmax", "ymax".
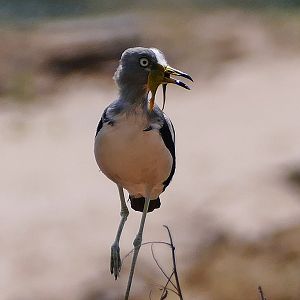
[{"xmin": 147, "ymin": 64, "xmax": 193, "ymax": 111}]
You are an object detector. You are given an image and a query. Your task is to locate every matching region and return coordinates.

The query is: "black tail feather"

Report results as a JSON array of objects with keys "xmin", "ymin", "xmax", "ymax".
[{"xmin": 129, "ymin": 196, "xmax": 161, "ymax": 213}]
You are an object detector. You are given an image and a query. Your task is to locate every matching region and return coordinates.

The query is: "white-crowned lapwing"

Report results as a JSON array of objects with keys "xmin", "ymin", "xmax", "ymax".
[{"xmin": 94, "ymin": 47, "xmax": 192, "ymax": 298}]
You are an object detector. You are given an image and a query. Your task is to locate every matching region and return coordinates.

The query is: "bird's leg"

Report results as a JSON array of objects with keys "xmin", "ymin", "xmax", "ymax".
[
  {"xmin": 111, "ymin": 185, "xmax": 129, "ymax": 280},
  {"xmin": 125, "ymin": 196, "xmax": 151, "ymax": 300}
]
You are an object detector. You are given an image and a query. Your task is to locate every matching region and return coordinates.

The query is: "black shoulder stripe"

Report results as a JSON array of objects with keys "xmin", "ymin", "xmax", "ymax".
[
  {"xmin": 95, "ymin": 119, "xmax": 103, "ymax": 137},
  {"xmin": 95, "ymin": 107, "xmax": 108, "ymax": 137},
  {"xmin": 160, "ymin": 116, "xmax": 176, "ymax": 191}
]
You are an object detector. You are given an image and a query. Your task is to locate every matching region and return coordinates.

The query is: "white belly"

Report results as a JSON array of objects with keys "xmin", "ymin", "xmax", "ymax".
[{"xmin": 94, "ymin": 113, "xmax": 172, "ymax": 199}]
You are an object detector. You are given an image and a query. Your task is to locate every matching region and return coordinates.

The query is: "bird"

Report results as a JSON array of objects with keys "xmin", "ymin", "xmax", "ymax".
[{"xmin": 94, "ymin": 47, "xmax": 192, "ymax": 299}]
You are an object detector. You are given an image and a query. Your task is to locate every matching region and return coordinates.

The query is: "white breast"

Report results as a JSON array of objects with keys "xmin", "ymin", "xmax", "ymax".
[{"xmin": 94, "ymin": 112, "xmax": 172, "ymax": 199}]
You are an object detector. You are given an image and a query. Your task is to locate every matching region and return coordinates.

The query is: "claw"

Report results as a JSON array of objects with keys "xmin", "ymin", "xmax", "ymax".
[{"xmin": 110, "ymin": 244, "xmax": 122, "ymax": 280}]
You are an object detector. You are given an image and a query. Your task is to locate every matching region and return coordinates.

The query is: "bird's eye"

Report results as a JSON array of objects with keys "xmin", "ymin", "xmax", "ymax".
[{"xmin": 139, "ymin": 57, "xmax": 149, "ymax": 67}]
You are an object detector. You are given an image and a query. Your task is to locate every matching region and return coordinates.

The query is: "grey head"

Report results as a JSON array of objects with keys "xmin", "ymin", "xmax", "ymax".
[
  {"xmin": 114, "ymin": 47, "xmax": 167, "ymax": 102},
  {"xmin": 113, "ymin": 47, "xmax": 193, "ymax": 109}
]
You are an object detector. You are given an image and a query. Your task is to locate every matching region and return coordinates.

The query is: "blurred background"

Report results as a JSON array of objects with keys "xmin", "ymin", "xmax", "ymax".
[{"xmin": 1, "ymin": 1, "xmax": 300, "ymax": 299}]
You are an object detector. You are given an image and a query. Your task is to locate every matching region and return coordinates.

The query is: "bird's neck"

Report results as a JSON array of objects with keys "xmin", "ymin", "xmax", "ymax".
[{"xmin": 119, "ymin": 84, "xmax": 149, "ymax": 106}]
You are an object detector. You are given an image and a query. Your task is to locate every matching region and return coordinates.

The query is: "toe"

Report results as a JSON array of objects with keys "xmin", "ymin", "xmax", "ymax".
[{"xmin": 110, "ymin": 244, "xmax": 122, "ymax": 280}]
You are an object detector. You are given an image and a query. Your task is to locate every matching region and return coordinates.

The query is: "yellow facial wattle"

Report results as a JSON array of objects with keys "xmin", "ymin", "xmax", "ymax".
[
  {"xmin": 146, "ymin": 63, "xmax": 193, "ymax": 112},
  {"xmin": 147, "ymin": 67, "xmax": 165, "ymax": 111}
]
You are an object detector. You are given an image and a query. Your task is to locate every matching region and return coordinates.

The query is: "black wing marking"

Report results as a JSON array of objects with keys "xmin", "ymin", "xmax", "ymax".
[
  {"xmin": 95, "ymin": 118, "xmax": 104, "ymax": 137},
  {"xmin": 95, "ymin": 107, "xmax": 113, "ymax": 137},
  {"xmin": 160, "ymin": 114, "xmax": 176, "ymax": 191}
]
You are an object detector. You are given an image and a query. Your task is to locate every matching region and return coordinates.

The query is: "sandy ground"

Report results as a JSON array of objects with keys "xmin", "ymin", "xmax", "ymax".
[{"xmin": 1, "ymin": 50, "xmax": 300, "ymax": 299}]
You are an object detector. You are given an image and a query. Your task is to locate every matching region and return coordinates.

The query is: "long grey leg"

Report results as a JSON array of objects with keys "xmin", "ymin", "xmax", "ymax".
[
  {"xmin": 124, "ymin": 196, "xmax": 151, "ymax": 299},
  {"xmin": 111, "ymin": 184, "xmax": 129, "ymax": 280}
]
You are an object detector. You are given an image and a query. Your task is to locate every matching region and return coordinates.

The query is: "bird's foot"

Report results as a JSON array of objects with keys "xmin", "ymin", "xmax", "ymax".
[{"xmin": 110, "ymin": 243, "xmax": 121, "ymax": 280}]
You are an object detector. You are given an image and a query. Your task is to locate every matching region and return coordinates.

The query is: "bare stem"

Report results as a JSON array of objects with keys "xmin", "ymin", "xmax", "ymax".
[
  {"xmin": 163, "ymin": 225, "xmax": 184, "ymax": 300},
  {"xmin": 121, "ymin": 226, "xmax": 184, "ymax": 299},
  {"xmin": 160, "ymin": 270, "xmax": 177, "ymax": 299},
  {"xmin": 151, "ymin": 243, "xmax": 177, "ymax": 291},
  {"xmin": 122, "ymin": 241, "xmax": 171, "ymax": 263},
  {"xmin": 258, "ymin": 286, "xmax": 267, "ymax": 300},
  {"xmin": 160, "ymin": 289, "xmax": 168, "ymax": 300}
]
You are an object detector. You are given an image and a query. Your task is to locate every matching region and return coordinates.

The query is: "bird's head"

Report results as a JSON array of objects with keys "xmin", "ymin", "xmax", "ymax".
[{"xmin": 114, "ymin": 47, "xmax": 193, "ymax": 111}]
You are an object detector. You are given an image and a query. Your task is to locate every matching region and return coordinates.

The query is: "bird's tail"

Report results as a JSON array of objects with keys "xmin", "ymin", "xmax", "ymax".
[{"xmin": 129, "ymin": 196, "xmax": 161, "ymax": 213}]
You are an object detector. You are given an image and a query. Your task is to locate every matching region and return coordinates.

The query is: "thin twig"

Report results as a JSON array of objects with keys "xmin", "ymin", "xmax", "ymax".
[
  {"xmin": 160, "ymin": 270, "xmax": 177, "ymax": 299},
  {"xmin": 160, "ymin": 289, "xmax": 168, "ymax": 300},
  {"xmin": 151, "ymin": 283, "xmax": 179, "ymax": 296},
  {"xmin": 122, "ymin": 227, "xmax": 183, "ymax": 299},
  {"xmin": 149, "ymin": 286, "xmax": 176, "ymax": 300},
  {"xmin": 122, "ymin": 241, "xmax": 171, "ymax": 263},
  {"xmin": 163, "ymin": 225, "xmax": 184, "ymax": 300},
  {"xmin": 151, "ymin": 243, "xmax": 177, "ymax": 290},
  {"xmin": 258, "ymin": 286, "xmax": 267, "ymax": 300}
]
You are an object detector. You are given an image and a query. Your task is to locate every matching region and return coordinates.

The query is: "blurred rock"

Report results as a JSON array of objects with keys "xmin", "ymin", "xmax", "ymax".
[
  {"xmin": 0, "ymin": 15, "xmax": 141, "ymax": 100},
  {"xmin": 34, "ymin": 17, "xmax": 140, "ymax": 76}
]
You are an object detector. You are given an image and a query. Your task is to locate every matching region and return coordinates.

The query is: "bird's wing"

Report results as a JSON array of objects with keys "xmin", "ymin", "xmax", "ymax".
[
  {"xmin": 95, "ymin": 111, "xmax": 105, "ymax": 137},
  {"xmin": 95, "ymin": 106, "xmax": 116, "ymax": 137},
  {"xmin": 96, "ymin": 99, "xmax": 128, "ymax": 137},
  {"xmin": 160, "ymin": 113, "xmax": 176, "ymax": 191}
]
